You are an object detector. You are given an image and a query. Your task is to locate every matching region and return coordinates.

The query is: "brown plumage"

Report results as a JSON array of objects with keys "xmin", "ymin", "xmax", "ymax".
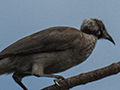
[{"xmin": 0, "ymin": 18, "xmax": 115, "ymax": 90}]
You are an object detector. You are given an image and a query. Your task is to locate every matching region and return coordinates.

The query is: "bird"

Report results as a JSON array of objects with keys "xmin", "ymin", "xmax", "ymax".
[{"xmin": 0, "ymin": 18, "xmax": 115, "ymax": 90}]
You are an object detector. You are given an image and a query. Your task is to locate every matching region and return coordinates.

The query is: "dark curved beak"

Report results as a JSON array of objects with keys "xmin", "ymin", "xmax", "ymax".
[{"xmin": 103, "ymin": 30, "xmax": 115, "ymax": 45}]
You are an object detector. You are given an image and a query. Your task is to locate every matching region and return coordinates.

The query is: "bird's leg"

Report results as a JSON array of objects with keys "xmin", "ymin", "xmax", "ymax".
[
  {"xmin": 12, "ymin": 72, "xmax": 31, "ymax": 90},
  {"xmin": 35, "ymin": 74, "xmax": 69, "ymax": 90},
  {"xmin": 32, "ymin": 64, "xmax": 69, "ymax": 89},
  {"xmin": 41, "ymin": 74, "xmax": 65, "ymax": 86},
  {"xmin": 43, "ymin": 74, "xmax": 69, "ymax": 90},
  {"xmin": 34, "ymin": 74, "xmax": 64, "ymax": 85},
  {"xmin": 35, "ymin": 74, "xmax": 65, "ymax": 79},
  {"xmin": 32, "ymin": 63, "xmax": 65, "ymax": 86}
]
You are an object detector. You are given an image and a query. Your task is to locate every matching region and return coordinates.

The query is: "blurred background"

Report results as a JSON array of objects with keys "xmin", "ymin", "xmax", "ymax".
[{"xmin": 0, "ymin": 0, "xmax": 120, "ymax": 90}]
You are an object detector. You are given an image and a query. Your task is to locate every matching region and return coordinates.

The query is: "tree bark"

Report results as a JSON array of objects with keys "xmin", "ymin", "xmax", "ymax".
[{"xmin": 42, "ymin": 61, "xmax": 120, "ymax": 90}]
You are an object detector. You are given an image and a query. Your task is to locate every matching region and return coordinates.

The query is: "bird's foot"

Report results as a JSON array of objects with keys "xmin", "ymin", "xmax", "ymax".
[
  {"xmin": 54, "ymin": 77, "xmax": 70, "ymax": 90},
  {"xmin": 54, "ymin": 78, "xmax": 63, "ymax": 87}
]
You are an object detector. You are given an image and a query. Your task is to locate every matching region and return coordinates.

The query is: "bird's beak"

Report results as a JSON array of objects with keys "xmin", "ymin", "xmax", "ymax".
[{"xmin": 103, "ymin": 29, "xmax": 115, "ymax": 45}]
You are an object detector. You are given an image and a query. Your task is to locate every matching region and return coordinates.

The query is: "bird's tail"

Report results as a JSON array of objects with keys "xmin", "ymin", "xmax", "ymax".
[{"xmin": 0, "ymin": 57, "xmax": 15, "ymax": 75}]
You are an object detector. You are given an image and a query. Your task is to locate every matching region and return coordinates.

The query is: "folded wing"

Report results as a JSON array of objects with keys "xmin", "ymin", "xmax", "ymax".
[{"xmin": 0, "ymin": 27, "xmax": 81, "ymax": 59}]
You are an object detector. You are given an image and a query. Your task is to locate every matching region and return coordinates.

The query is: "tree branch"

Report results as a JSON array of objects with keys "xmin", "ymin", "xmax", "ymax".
[{"xmin": 42, "ymin": 61, "xmax": 120, "ymax": 90}]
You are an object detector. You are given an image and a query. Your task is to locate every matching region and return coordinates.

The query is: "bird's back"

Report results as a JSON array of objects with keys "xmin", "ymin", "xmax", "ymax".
[{"xmin": 0, "ymin": 26, "xmax": 81, "ymax": 59}]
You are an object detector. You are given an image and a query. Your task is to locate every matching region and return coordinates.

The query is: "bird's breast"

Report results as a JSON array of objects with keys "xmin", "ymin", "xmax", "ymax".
[{"xmin": 72, "ymin": 35, "xmax": 97, "ymax": 64}]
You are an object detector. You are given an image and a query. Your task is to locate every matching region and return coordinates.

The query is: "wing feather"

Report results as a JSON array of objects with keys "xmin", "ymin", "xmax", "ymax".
[{"xmin": 0, "ymin": 27, "xmax": 81, "ymax": 59}]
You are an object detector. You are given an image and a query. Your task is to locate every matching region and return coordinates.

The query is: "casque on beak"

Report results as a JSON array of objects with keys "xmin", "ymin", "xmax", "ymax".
[{"xmin": 103, "ymin": 29, "xmax": 115, "ymax": 45}]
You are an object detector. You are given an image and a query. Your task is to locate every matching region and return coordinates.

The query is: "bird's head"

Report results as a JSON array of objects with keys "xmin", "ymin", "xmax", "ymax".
[{"xmin": 80, "ymin": 18, "xmax": 115, "ymax": 45}]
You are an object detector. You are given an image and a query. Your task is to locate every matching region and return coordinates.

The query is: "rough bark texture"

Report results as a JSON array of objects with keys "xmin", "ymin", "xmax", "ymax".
[{"xmin": 42, "ymin": 61, "xmax": 120, "ymax": 90}]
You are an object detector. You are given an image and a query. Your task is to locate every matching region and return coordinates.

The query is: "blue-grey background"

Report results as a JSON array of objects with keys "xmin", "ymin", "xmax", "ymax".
[{"xmin": 0, "ymin": 0, "xmax": 120, "ymax": 90}]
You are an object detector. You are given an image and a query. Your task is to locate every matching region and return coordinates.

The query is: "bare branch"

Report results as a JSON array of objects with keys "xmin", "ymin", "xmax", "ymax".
[{"xmin": 42, "ymin": 61, "xmax": 120, "ymax": 90}]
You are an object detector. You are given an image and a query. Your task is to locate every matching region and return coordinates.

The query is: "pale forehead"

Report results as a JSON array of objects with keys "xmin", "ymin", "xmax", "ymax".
[
  {"xmin": 83, "ymin": 18, "xmax": 94, "ymax": 23},
  {"xmin": 82, "ymin": 18, "xmax": 97, "ymax": 27}
]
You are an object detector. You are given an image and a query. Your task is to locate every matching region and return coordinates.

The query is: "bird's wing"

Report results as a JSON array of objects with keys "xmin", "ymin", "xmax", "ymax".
[{"xmin": 0, "ymin": 27, "xmax": 81, "ymax": 59}]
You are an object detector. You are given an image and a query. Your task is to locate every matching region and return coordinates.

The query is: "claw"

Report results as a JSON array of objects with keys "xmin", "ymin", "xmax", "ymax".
[
  {"xmin": 54, "ymin": 78, "xmax": 70, "ymax": 90},
  {"xmin": 54, "ymin": 79, "xmax": 62, "ymax": 87}
]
